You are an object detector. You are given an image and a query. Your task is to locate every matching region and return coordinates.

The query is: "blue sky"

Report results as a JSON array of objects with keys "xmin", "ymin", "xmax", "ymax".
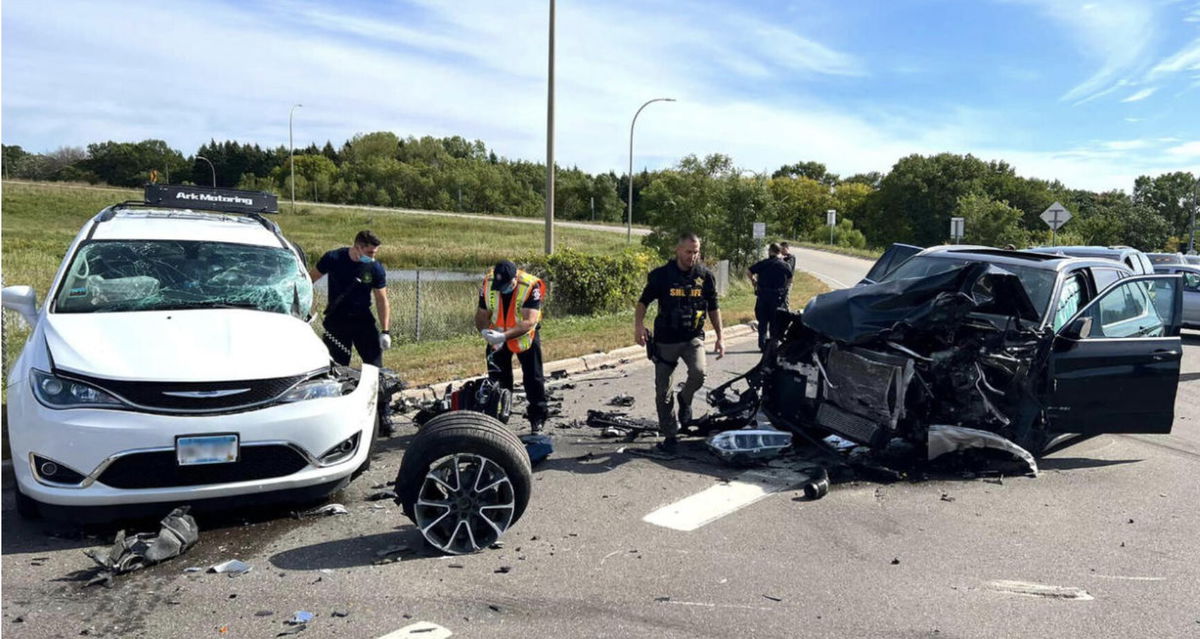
[{"xmin": 2, "ymin": 0, "xmax": 1198, "ymax": 191}]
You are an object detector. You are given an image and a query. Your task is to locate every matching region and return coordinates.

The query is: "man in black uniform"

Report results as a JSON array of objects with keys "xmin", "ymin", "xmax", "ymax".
[
  {"xmin": 310, "ymin": 230, "xmax": 394, "ymax": 435},
  {"xmin": 748, "ymin": 243, "xmax": 792, "ymax": 351},
  {"xmin": 475, "ymin": 260, "xmax": 549, "ymax": 433},
  {"xmin": 310, "ymin": 230, "xmax": 391, "ymax": 366},
  {"xmin": 634, "ymin": 233, "xmax": 724, "ymax": 452}
]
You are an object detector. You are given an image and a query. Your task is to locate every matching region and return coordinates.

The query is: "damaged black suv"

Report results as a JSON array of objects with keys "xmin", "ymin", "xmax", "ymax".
[{"xmin": 748, "ymin": 246, "xmax": 1183, "ymax": 463}]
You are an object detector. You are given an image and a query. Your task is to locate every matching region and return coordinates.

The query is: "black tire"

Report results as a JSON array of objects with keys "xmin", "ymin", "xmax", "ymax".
[
  {"xmin": 395, "ymin": 411, "xmax": 531, "ymax": 554},
  {"xmin": 14, "ymin": 483, "xmax": 42, "ymax": 520}
]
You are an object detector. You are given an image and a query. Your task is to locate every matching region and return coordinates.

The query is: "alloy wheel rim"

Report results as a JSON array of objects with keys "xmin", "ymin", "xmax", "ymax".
[{"xmin": 414, "ymin": 453, "xmax": 515, "ymax": 554}]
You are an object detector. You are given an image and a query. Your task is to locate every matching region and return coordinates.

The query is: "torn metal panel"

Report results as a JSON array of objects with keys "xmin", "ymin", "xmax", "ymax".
[
  {"xmin": 927, "ymin": 424, "xmax": 1038, "ymax": 476},
  {"xmin": 83, "ymin": 506, "xmax": 198, "ymax": 586},
  {"xmin": 800, "ymin": 262, "xmax": 1039, "ymax": 345}
]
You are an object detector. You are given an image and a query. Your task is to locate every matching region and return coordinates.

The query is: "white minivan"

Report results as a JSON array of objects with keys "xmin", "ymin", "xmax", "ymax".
[{"xmin": 3, "ymin": 186, "xmax": 530, "ymax": 553}]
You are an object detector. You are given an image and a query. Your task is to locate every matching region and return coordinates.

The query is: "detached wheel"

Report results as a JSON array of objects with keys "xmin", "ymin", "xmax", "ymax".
[{"xmin": 396, "ymin": 411, "xmax": 531, "ymax": 554}]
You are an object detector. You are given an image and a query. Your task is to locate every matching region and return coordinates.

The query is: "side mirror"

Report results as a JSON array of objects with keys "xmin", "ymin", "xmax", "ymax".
[
  {"xmin": 1061, "ymin": 315, "xmax": 1092, "ymax": 340},
  {"xmin": 2, "ymin": 285, "xmax": 40, "ymax": 328}
]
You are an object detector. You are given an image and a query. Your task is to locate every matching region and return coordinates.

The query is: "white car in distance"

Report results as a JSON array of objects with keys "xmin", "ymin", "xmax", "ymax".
[{"xmin": 4, "ymin": 185, "xmax": 533, "ymax": 554}]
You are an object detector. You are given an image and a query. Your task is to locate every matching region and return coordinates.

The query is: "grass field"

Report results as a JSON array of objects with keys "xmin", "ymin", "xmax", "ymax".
[
  {"xmin": 795, "ymin": 241, "xmax": 884, "ymax": 260},
  {"xmin": 1, "ymin": 180, "xmax": 828, "ymax": 387}
]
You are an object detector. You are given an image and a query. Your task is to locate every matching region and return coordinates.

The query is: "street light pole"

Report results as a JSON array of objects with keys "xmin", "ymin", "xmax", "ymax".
[
  {"xmin": 290, "ymin": 103, "xmax": 303, "ymax": 214},
  {"xmin": 196, "ymin": 155, "xmax": 216, "ymax": 188},
  {"xmin": 1190, "ymin": 175, "xmax": 1200, "ymax": 254},
  {"xmin": 544, "ymin": 0, "xmax": 555, "ymax": 255},
  {"xmin": 627, "ymin": 97, "xmax": 676, "ymax": 244}
]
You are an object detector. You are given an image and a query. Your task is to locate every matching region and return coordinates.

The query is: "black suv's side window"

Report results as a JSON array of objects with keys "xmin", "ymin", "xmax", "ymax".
[{"xmin": 1052, "ymin": 271, "xmax": 1091, "ymax": 332}]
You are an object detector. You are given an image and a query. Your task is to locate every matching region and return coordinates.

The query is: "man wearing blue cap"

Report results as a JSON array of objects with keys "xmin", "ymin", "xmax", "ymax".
[{"xmin": 476, "ymin": 260, "xmax": 549, "ymax": 433}]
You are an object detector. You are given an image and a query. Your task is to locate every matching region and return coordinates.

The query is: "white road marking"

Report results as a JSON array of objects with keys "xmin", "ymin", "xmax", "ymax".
[
  {"xmin": 1092, "ymin": 575, "xmax": 1166, "ymax": 581},
  {"xmin": 987, "ymin": 580, "xmax": 1094, "ymax": 600},
  {"xmin": 800, "ymin": 268, "xmax": 849, "ymax": 289},
  {"xmin": 659, "ymin": 600, "xmax": 775, "ymax": 611},
  {"xmin": 376, "ymin": 622, "xmax": 453, "ymax": 638},
  {"xmin": 642, "ymin": 467, "xmax": 812, "ymax": 532}
]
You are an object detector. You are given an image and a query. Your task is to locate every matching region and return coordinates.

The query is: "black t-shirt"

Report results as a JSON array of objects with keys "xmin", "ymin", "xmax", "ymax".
[
  {"xmin": 638, "ymin": 260, "xmax": 719, "ymax": 344},
  {"xmin": 750, "ymin": 257, "xmax": 792, "ymax": 292},
  {"xmin": 317, "ymin": 248, "xmax": 387, "ymax": 320},
  {"xmin": 782, "ymin": 254, "xmax": 796, "ymax": 276}
]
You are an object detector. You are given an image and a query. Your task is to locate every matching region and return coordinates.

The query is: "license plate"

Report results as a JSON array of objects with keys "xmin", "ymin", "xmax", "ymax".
[{"xmin": 176, "ymin": 434, "xmax": 239, "ymax": 466}]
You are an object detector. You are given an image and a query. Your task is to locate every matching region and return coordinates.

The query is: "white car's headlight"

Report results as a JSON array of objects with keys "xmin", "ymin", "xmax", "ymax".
[
  {"xmin": 31, "ymin": 370, "xmax": 124, "ymax": 409},
  {"xmin": 278, "ymin": 378, "xmax": 345, "ymax": 403}
]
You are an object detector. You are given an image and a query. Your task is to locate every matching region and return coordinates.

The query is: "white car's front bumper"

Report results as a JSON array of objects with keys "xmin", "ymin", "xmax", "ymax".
[{"xmin": 8, "ymin": 365, "xmax": 378, "ymax": 508}]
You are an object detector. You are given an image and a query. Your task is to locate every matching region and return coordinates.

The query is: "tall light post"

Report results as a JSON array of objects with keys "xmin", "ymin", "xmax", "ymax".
[
  {"xmin": 627, "ymin": 97, "xmax": 675, "ymax": 244},
  {"xmin": 1190, "ymin": 174, "xmax": 1200, "ymax": 255},
  {"xmin": 196, "ymin": 155, "xmax": 216, "ymax": 188},
  {"xmin": 290, "ymin": 103, "xmax": 303, "ymax": 214},
  {"xmin": 544, "ymin": 0, "xmax": 555, "ymax": 255}
]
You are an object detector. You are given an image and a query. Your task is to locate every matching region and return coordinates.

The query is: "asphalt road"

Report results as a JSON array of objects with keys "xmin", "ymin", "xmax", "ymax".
[{"xmin": 4, "ymin": 251, "xmax": 1199, "ymax": 638}]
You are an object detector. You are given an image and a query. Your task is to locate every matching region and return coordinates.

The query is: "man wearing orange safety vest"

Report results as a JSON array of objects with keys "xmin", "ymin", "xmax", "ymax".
[{"xmin": 475, "ymin": 260, "xmax": 549, "ymax": 433}]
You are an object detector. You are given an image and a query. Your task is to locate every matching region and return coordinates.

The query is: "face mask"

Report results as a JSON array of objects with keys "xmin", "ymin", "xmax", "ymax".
[{"xmin": 358, "ymin": 255, "xmax": 375, "ymax": 264}]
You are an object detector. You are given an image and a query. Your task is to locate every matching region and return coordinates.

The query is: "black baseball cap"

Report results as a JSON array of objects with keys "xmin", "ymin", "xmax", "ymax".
[{"xmin": 492, "ymin": 260, "xmax": 517, "ymax": 288}]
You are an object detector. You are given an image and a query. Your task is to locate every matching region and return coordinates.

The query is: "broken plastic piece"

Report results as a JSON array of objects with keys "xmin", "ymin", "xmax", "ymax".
[
  {"xmin": 208, "ymin": 559, "xmax": 252, "ymax": 575},
  {"xmin": 288, "ymin": 611, "xmax": 315, "ymax": 625},
  {"xmin": 83, "ymin": 506, "xmax": 199, "ymax": 586},
  {"xmin": 607, "ymin": 393, "xmax": 635, "ymax": 407},
  {"xmin": 927, "ymin": 425, "xmax": 1038, "ymax": 476},
  {"xmin": 520, "ymin": 434, "xmax": 553, "ymax": 464},
  {"xmin": 366, "ymin": 490, "xmax": 398, "ymax": 501},
  {"xmin": 294, "ymin": 503, "xmax": 349, "ymax": 518},
  {"xmin": 706, "ymin": 429, "xmax": 793, "ymax": 463}
]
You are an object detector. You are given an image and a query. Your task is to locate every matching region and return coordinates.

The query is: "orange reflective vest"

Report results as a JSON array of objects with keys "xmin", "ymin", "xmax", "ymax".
[{"xmin": 481, "ymin": 269, "xmax": 546, "ymax": 353}]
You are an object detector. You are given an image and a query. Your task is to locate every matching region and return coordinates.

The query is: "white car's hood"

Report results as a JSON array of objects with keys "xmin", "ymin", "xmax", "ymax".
[{"xmin": 44, "ymin": 309, "xmax": 330, "ymax": 382}]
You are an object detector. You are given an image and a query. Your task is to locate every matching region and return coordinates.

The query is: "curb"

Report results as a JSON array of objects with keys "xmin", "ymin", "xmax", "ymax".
[{"xmin": 400, "ymin": 322, "xmax": 757, "ymax": 401}]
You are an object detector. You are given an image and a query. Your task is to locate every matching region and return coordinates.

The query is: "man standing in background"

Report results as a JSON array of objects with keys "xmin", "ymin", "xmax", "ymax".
[
  {"xmin": 779, "ymin": 241, "xmax": 797, "ymax": 309},
  {"xmin": 748, "ymin": 243, "xmax": 792, "ymax": 351}
]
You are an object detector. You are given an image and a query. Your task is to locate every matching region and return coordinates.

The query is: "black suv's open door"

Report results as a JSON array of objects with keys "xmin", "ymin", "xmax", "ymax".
[
  {"xmin": 1047, "ymin": 275, "xmax": 1182, "ymax": 434},
  {"xmin": 859, "ymin": 243, "xmax": 922, "ymax": 286}
]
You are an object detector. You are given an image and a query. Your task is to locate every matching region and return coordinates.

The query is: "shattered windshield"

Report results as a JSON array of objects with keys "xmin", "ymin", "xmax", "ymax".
[
  {"xmin": 879, "ymin": 255, "xmax": 1057, "ymax": 320},
  {"xmin": 53, "ymin": 240, "xmax": 313, "ymax": 318}
]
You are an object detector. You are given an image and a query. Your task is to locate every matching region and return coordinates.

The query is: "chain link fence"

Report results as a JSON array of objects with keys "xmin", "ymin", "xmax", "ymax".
[{"xmin": 312, "ymin": 269, "xmax": 484, "ymax": 345}]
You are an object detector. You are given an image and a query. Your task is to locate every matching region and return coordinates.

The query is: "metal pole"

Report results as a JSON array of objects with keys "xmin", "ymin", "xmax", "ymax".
[
  {"xmin": 545, "ymin": 0, "xmax": 555, "ymax": 255},
  {"xmin": 627, "ymin": 97, "xmax": 676, "ymax": 244},
  {"xmin": 590, "ymin": 196, "xmax": 595, "ymax": 221},
  {"xmin": 290, "ymin": 103, "xmax": 302, "ymax": 214},
  {"xmin": 196, "ymin": 155, "xmax": 216, "ymax": 188},
  {"xmin": 1190, "ymin": 176, "xmax": 1199, "ymax": 254},
  {"xmin": 414, "ymin": 269, "xmax": 422, "ymax": 342}
]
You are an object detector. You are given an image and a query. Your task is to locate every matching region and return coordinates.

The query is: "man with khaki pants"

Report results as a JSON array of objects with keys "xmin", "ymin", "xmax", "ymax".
[{"xmin": 634, "ymin": 232, "xmax": 725, "ymax": 452}]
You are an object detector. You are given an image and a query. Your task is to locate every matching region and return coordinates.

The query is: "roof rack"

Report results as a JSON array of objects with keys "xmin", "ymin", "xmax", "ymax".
[{"xmin": 91, "ymin": 185, "xmax": 289, "ymax": 249}]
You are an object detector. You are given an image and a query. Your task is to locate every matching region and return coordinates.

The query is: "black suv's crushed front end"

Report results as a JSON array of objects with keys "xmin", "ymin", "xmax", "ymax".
[{"xmin": 754, "ymin": 263, "xmax": 1056, "ymax": 472}]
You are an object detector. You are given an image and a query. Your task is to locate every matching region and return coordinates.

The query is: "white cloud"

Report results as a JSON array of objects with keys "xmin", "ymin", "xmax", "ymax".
[
  {"xmin": 1166, "ymin": 141, "xmax": 1200, "ymax": 157},
  {"xmin": 1, "ymin": 0, "xmax": 1195, "ymax": 197},
  {"xmin": 1120, "ymin": 87, "xmax": 1158, "ymax": 102},
  {"xmin": 1004, "ymin": 0, "xmax": 1160, "ymax": 102},
  {"xmin": 1151, "ymin": 37, "xmax": 1200, "ymax": 76}
]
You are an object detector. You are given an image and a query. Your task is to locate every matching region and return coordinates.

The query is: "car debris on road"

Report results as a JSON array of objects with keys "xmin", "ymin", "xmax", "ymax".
[{"xmin": 81, "ymin": 506, "xmax": 198, "ymax": 587}]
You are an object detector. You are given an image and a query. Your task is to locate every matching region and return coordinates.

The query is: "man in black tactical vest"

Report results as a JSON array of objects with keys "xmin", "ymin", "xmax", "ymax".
[{"xmin": 634, "ymin": 232, "xmax": 725, "ymax": 453}]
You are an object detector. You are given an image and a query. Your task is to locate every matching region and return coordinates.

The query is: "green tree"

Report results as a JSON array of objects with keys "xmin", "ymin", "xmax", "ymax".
[
  {"xmin": 82, "ymin": 139, "xmax": 188, "ymax": 187},
  {"xmin": 954, "ymin": 194, "xmax": 1029, "ymax": 248},
  {"xmin": 1133, "ymin": 171, "xmax": 1198, "ymax": 240},
  {"xmin": 772, "ymin": 160, "xmax": 838, "ymax": 185}
]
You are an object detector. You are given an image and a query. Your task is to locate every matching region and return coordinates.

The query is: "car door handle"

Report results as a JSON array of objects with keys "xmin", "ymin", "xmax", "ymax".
[{"xmin": 1153, "ymin": 349, "xmax": 1179, "ymax": 361}]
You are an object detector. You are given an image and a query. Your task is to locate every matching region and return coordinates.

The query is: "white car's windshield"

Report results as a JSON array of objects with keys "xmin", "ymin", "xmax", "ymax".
[
  {"xmin": 54, "ymin": 240, "xmax": 312, "ymax": 318},
  {"xmin": 879, "ymin": 255, "xmax": 1058, "ymax": 321}
]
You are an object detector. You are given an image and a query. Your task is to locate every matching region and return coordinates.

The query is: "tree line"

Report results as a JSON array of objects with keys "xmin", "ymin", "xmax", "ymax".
[{"xmin": 3, "ymin": 134, "xmax": 1196, "ymax": 266}]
